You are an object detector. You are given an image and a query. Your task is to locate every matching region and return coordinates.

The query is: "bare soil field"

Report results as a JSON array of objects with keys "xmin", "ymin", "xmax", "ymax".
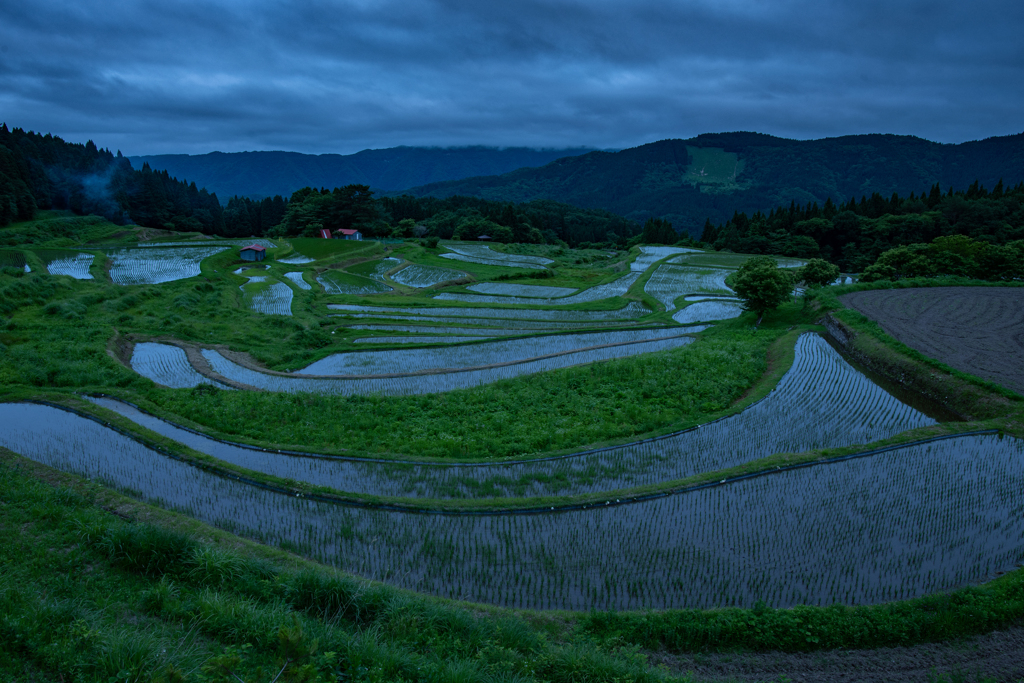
[
  {"xmin": 655, "ymin": 624, "xmax": 1024, "ymax": 682},
  {"xmin": 840, "ymin": 287, "xmax": 1024, "ymax": 396}
]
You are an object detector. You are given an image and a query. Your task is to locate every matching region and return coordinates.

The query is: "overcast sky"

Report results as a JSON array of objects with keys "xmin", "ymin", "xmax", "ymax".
[{"xmin": 1, "ymin": 0, "xmax": 1021, "ymax": 155}]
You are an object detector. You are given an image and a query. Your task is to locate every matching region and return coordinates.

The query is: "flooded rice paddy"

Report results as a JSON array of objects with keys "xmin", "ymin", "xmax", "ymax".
[
  {"xmin": 296, "ymin": 328, "xmax": 689, "ymax": 375},
  {"xmin": 130, "ymin": 343, "xmax": 232, "ymax": 390},
  {"xmin": 644, "ymin": 265, "xmax": 733, "ymax": 311},
  {"xmin": 673, "ymin": 300, "xmax": 745, "ymax": 324},
  {"xmin": 283, "ymin": 271, "xmax": 312, "ymax": 290},
  {"xmin": 37, "ymin": 250, "xmax": 95, "ymax": 279},
  {"xmin": 106, "ymin": 246, "xmax": 230, "ymax": 285},
  {"xmin": 439, "ymin": 244, "xmax": 552, "ymax": 269},
  {"xmin": 117, "ymin": 335, "xmax": 933, "ymax": 499},
  {"xmin": 2, "ymin": 401, "xmax": 1020, "ymax": 611},
  {"xmin": 434, "ymin": 272, "xmax": 642, "ymax": 306},
  {"xmin": 466, "ymin": 283, "xmax": 578, "ymax": 297},
  {"xmin": 199, "ymin": 336, "xmax": 695, "ymax": 395},
  {"xmin": 327, "ymin": 301, "xmax": 652, "ymax": 322},
  {"xmin": 391, "ymin": 264, "xmax": 466, "ymax": 288}
]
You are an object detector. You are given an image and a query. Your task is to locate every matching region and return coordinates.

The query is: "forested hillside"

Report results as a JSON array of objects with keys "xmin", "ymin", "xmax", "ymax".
[
  {"xmin": 130, "ymin": 146, "xmax": 595, "ymax": 199},
  {"xmin": 700, "ymin": 180, "xmax": 1024, "ymax": 272},
  {"xmin": 0, "ymin": 124, "xmax": 225, "ymax": 233},
  {"xmin": 400, "ymin": 132, "xmax": 1024, "ymax": 237}
]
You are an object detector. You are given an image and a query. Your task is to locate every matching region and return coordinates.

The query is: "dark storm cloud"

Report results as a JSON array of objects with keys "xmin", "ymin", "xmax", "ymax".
[{"xmin": 1, "ymin": 0, "xmax": 1021, "ymax": 154}]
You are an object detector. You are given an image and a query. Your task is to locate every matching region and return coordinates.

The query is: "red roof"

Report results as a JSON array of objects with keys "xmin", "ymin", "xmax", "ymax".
[
  {"xmin": 319, "ymin": 228, "xmax": 332, "ymax": 239},
  {"xmin": 240, "ymin": 244, "xmax": 265, "ymax": 252},
  {"xmin": 338, "ymin": 229, "xmax": 360, "ymax": 235}
]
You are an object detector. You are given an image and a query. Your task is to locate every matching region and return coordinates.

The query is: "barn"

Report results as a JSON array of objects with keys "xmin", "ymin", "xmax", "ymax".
[
  {"xmin": 240, "ymin": 244, "xmax": 266, "ymax": 261},
  {"xmin": 338, "ymin": 229, "xmax": 362, "ymax": 241}
]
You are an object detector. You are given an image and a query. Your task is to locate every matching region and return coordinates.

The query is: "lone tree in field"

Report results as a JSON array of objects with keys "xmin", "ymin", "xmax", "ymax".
[
  {"xmin": 732, "ymin": 256, "xmax": 794, "ymax": 325},
  {"xmin": 800, "ymin": 258, "xmax": 841, "ymax": 288}
]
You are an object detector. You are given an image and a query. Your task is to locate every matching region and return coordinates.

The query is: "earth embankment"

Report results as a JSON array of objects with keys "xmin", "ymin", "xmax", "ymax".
[{"xmin": 840, "ymin": 287, "xmax": 1024, "ymax": 396}]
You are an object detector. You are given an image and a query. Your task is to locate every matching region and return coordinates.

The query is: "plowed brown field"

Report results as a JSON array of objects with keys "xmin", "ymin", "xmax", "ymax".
[{"xmin": 840, "ymin": 287, "xmax": 1024, "ymax": 395}]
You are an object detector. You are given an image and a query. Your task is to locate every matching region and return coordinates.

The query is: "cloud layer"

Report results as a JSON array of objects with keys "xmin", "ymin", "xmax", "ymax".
[{"xmin": 2, "ymin": 0, "xmax": 1021, "ymax": 154}]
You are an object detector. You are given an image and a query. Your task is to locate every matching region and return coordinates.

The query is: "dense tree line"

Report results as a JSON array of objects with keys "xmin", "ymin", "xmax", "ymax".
[
  {"xmin": 0, "ymin": 124, "xmax": 225, "ymax": 232},
  {"xmin": 269, "ymin": 187, "xmax": 641, "ymax": 246},
  {"xmin": 860, "ymin": 234, "xmax": 1024, "ymax": 282},
  {"xmin": 700, "ymin": 181, "xmax": 1024, "ymax": 271}
]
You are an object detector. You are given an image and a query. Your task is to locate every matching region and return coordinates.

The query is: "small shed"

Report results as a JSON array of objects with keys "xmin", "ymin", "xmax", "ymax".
[
  {"xmin": 240, "ymin": 244, "xmax": 266, "ymax": 262},
  {"xmin": 318, "ymin": 228, "xmax": 333, "ymax": 239},
  {"xmin": 338, "ymin": 229, "xmax": 362, "ymax": 241}
]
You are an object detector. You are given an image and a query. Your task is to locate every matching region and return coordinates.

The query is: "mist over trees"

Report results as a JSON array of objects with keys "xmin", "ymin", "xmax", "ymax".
[{"xmin": 0, "ymin": 124, "xmax": 226, "ymax": 233}]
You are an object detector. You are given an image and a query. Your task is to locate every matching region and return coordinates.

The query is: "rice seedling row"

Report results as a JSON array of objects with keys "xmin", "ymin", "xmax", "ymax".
[
  {"xmin": 434, "ymin": 272, "xmax": 642, "ymax": 306},
  {"xmin": 672, "ymin": 300, "xmax": 745, "ymax": 324},
  {"xmin": 114, "ymin": 335, "xmax": 931, "ymax": 500},
  {"xmin": 36, "ymin": 250, "xmax": 95, "ymax": 279},
  {"xmin": 317, "ymin": 270, "xmax": 393, "ymax": 295},
  {"xmin": 106, "ymin": 246, "xmax": 230, "ymax": 285},
  {"xmin": 630, "ymin": 246, "xmax": 702, "ymax": 272},
  {"xmin": 199, "ymin": 336, "xmax": 694, "ymax": 395},
  {"xmin": 129, "ymin": 342, "xmax": 232, "ymax": 390},
  {"xmin": 684, "ymin": 295, "xmax": 740, "ymax": 302},
  {"xmin": 242, "ymin": 280, "xmax": 293, "ymax": 316},
  {"xmin": 4, "ymin": 402, "xmax": 1021, "ymax": 611},
  {"xmin": 440, "ymin": 244, "xmax": 552, "ymax": 269},
  {"xmin": 644, "ymin": 265, "xmax": 733, "ymax": 311},
  {"xmin": 297, "ymin": 328, "xmax": 690, "ymax": 375},
  {"xmin": 390, "ymin": 263, "xmax": 467, "ymax": 288},
  {"xmin": 327, "ymin": 301, "xmax": 652, "ymax": 322},
  {"xmin": 353, "ymin": 335, "xmax": 494, "ymax": 344},
  {"xmin": 467, "ymin": 283, "xmax": 578, "ymax": 297},
  {"xmin": 282, "ymin": 271, "xmax": 311, "ymax": 290},
  {"xmin": 332, "ymin": 314, "xmax": 657, "ymax": 329},
  {"xmin": 669, "ymin": 253, "xmax": 806, "ymax": 269},
  {"xmin": 346, "ymin": 324, "xmax": 528, "ymax": 336}
]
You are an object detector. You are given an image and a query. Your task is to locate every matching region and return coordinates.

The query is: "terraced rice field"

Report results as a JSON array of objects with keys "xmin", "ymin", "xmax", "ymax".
[
  {"xmin": 200, "ymin": 335, "xmax": 693, "ymax": 395},
  {"xmin": 644, "ymin": 265, "xmax": 732, "ymax": 311},
  {"xmin": 354, "ymin": 335, "xmax": 493, "ymax": 344},
  {"xmin": 328, "ymin": 301, "xmax": 653, "ymax": 322},
  {"xmin": 282, "ymin": 271, "xmax": 311, "ymax": 290},
  {"xmin": 347, "ymin": 324, "xmax": 545, "ymax": 336},
  {"xmin": 277, "ymin": 249, "xmax": 314, "ymax": 264},
  {"xmin": 434, "ymin": 272, "xmax": 642, "ymax": 306},
  {"xmin": 140, "ymin": 238, "xmax": 277, "ymax": 249},
  {"xmin": 317, "ymin": 270, "xmax": 393, "ymax": 295},
  {"xmin": 4, "ymin": 401, "xmax": 1020, "ymax": 611},
  {"xmin": 242, "ymin": 280, "xmax": 293, "ymax": 316},
  {"xmin": 353, "ymin": 257, "xmax": 402, "ymax": 281},
  {"xmin": 297, "ymin": 328, "xmax": 690, "ymax": 375},
  {"xmin": 440, "ymin": 244, "xmax": 552, "ymax": 269},
  {"xmin": 669, "ymin": 252, "xmax": 806, "ymax": 269},
  {"xmin": 129, "ymin": 342, "xmax": 231, "ymax": 389},
  {"xmin": 391, "ymin": 263, "xmax": 466, "ymax": 288},
  {"xmin": 673, "ymin": 300, "xmax": 745, "ymax": 324},
  {"xmin": 114, "ymin": 334, "xmax": 936, "ymax": 500},
  {"xmin": 840, "ymin": 287, "xmax": 1024, "ymax": 395},
  {"xmin": 630, "ymin": 246, "xmax": 702, "ymax": 272},
  {"xmin": 467, "ymin": 283, "xmax": 577, "ymax": 297},
  {"xmin": 106, "ymin": 246, "xmax": 229, "ymax": 285},
  {"xmin": 37, "ymin": 250, "xmax": 95, "ymax": 279}
]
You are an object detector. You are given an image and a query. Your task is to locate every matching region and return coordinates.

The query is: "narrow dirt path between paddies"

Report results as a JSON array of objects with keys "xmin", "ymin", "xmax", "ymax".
[
  {"xmin": 653, "ymin": 624, "xmax": 1024, "ymax": 682},
  {"xmin": 840, "ymin": 287, "xmax": 1024, "ymax": 396}
]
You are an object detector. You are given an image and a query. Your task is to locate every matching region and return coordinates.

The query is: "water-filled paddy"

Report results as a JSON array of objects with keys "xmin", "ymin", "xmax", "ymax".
[
  {"xmin": 467, "ymin": 283, "xmax": 577, "ymax": 297},
  {"xmin": 391, "ymin": 264, "xmax": 466, "ymax": 288},
  {"xmin": 130, "ymin": 343, "xmax": 232, "ymax": 389},
  {"xmin": 439, "ymin": 244, "xmax": 552, "ymax": 269},
  {"xmin": 106, "ymin": 246, "xmax": 230, "ymax": 285},
  {"xmin": 296, "ymin": 328, "xmax": 688, "ymax": 375},
  {"xmin": 115, "ymin": 335, "xmax": 934, "ymax": 499},
  {"xmin": 198, "ymin": 335, "xmax": 694, "ymax": 395},
  {"xmin": 2, "ymin": 402, "xmax": 1020, "ymax": 611},
  {"xmin": 327, "ymin": 301, "xmax": 652, "ymax": 322},
  {"xmin": 434, "ymin": 272, "xmax": 642, "ymax": 306},
  {"xmin": 673, "ymin": 300, "xmax": 745, "ymax": 324}
]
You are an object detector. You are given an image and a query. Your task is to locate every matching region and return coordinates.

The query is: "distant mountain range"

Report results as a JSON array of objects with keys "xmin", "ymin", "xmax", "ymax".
[
  {"xmin": 397, "ymin": 132, "xmax": 1024, "ymax": 237},
  {"xmin": 129, "ymin": 146, "xmax": 596, "ymax": 200}
]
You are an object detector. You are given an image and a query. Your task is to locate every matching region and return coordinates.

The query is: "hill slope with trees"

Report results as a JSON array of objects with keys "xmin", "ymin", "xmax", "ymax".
[
  {"xmin": 399, "ymin": 132, "xmax": 1024, "ymax": 237},
  {"xmin": 129, "ymin": 146, "xmax": 596, "ymax": 200}
]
